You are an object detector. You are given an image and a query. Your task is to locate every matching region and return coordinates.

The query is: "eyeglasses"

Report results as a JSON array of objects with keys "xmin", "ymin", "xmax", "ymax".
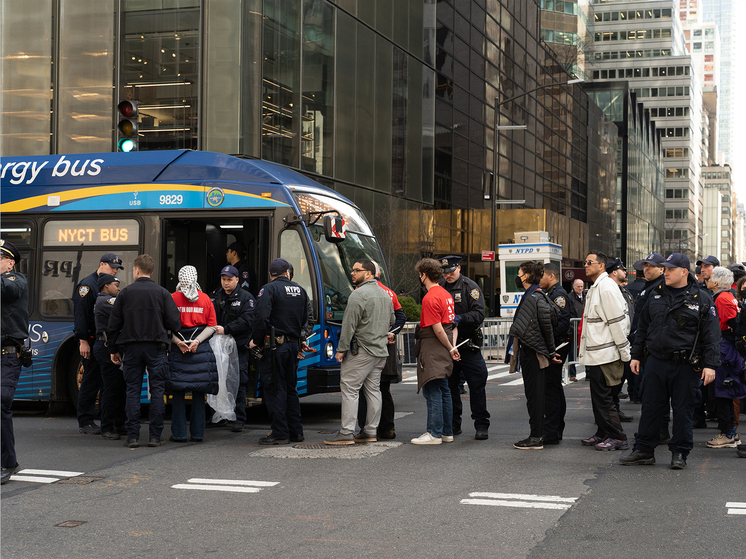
[
  {"xmin": 351, "ymin": 268, "xmax": 366, "ymax": 273},
  {"xmin": 583, "ymin": 260, "xmax": 599, "ymax": 266}
]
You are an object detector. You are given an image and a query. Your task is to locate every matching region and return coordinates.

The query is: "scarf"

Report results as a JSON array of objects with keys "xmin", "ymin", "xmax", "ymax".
[{"xmin": 176, "ymin": 265, "xmax": 201, "ymax": 303}]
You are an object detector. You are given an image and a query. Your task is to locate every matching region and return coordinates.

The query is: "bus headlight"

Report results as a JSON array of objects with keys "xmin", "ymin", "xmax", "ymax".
[{"xmin": 325, "ymin": 341, "xmax": 334, "ymax": 360}]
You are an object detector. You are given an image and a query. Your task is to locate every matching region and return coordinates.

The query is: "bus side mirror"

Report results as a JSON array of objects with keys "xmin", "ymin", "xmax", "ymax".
[{"xmin": 323, "ymin": 215, "xmax": 345, "ymax": 243}]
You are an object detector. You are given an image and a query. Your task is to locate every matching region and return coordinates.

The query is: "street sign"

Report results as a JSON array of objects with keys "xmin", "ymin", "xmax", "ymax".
[{"xmin": 481, "ymin": 250, "xmax": 495, "ymax": 261}]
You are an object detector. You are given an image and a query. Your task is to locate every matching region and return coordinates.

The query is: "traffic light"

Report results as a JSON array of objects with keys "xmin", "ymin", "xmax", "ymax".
[{"xmin": 117, "ymin": 100, "xmax": 139, "ymax": 152}]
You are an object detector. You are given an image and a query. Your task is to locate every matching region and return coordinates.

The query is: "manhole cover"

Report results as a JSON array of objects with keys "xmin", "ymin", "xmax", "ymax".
[
  {"xmin": 57, "ymin": 476, "xmax": 103, "ymax": 485},
  {"xmin": 294, "ymin": 443, "xmax": 340, "ymax": 449},
  {"xmin": 55, "ymin": 520, "xmax": 87, "ymax": 528}
]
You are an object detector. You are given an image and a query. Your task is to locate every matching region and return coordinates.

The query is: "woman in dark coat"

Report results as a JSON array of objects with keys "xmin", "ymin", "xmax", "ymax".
[
  {"xmin": 169, "ymin": 266, "xmax": 218, "ymax": 442},
  {"xmin": 507, "ymin": 260, "xmax": 556, "ymax": 450}
]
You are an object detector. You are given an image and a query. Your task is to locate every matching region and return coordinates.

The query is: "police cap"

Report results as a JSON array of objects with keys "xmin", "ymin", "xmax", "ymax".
[
  {"xmin": 696, "ymin": 255, "xmax": 720, "ymax": 267},
  {"xmin": 97, "ymin": 273, "xmax": 120, "ymax": 291},
  {"xmin": 605, "ymin": 258, "xmax": 626, "ymax": 274},
  {"xmin": 440, "ymin": 255, "xmax": 462, "ymax": 273},
  {"xmin": 0, "ymin": 239, "xmax": 21, "ymax": 262},
  {"xmin": 661, "ymin": 253, "xmax": 690, "ymax": 270},
  {"xmin": 269, "ymin": 258, "xmax": 291, "ymax": 276},
  {"xmin": 220, "ymin": 265, "xmax": 239, "ymax": 278},
  {"xmin": 100, "ymin": 253, "xmax": 124, "ymax": 269},
  {"xmin": 632, "ymin": 253, "xmax": 665, "ymax": 271}
]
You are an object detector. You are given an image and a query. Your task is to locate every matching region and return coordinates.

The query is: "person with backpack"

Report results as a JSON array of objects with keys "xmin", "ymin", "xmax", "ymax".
[
  {"xmin": 577, "ymin": 251, "xmax": 632, "ymax": 452},
  {"xmin": 507, "ymin": 261, "xmax": 558, "ymax": 450}
]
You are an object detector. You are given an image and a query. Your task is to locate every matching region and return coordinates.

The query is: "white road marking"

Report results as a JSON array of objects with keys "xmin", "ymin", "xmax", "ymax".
[
  {"xmin": 186, "ymin": 478, "xmax": 278, "ymax": 487},
  {"xmin": 727, "ymin": 502, "xmax": 746, "ymax": 515},
  {"xmin": 502, "ymin": 378, "xmax": 524, "ymax": 386},
  {"xmin": 17, "ymin": 469, "xmax": 84, "ymax": 477},
  {"xmin": 172, "ymin": 484, "xmax": 263, "ymax": 493},
  {"xmin": 461, "ymin": 492, "xmax": 578, "ymax": 510},
  {"xmin": 10, "ymin": 475, "xmax": 60, "ymax": 484}
]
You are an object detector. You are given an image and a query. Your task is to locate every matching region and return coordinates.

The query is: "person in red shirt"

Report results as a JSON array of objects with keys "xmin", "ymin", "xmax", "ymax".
[
  {"xmin": 168, "ymin": 266, "xmax": 218, "ymax": 442},
  {"xmin": 411, "ymin": 258, "xmax": 460, "ymax": 445},
  {"xmin": 705, "ymin": 266, "xmax": 746, "ymax": 449}
]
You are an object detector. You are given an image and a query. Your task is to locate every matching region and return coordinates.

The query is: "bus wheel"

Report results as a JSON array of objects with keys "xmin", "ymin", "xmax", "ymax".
[{"xmin": 66, "ymin": 356, "xmax": 84, "ymax": 408}]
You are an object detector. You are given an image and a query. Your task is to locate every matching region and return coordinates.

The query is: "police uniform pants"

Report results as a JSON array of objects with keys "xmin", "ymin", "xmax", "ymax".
[
  {"xmin": 543, "ymin": 360, "xmax": 566, "ymax": 440},
  {"xmin": 1, "ymin": 353, "xmax": 21, "ymax": 468},
  {"xmin": 77, "ymin": 346, "xmax": 102, "ymax": 427},
  {"xmin": 93, "ymin": 340, "xmax": 126, "ymax": 434},
  {"xmin": 448, "ymin": 347, "xmax": 490, "ymax": 432},
  {"xmin": 259, "ymin": 342, "xmax": 303, "ymax": 439},
  {"xmin": 634, "ymin": 355, "xmax": 700, "ymax": 457},
  {"xmin": 587, "ymin": 365, "xmax": 626, "ymax": 441},
  {"xmin": 519, "ymin": 349, "xmax": 545, "ymax": 439},
  {"xmin": 121, "ymin": 343, "xmax": 168, "ymax": 441},
  {"xmin": 234, "ymin": 347, "xmax": 250, "ymax": 424}
]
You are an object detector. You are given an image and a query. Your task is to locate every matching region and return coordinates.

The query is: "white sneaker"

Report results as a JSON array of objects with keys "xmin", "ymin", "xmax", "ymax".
[
  {"xmin": 441, "ymin": 435, "xmax": 454, "ymax": 443},
  {"xmin": 411, "ymin": 432, "xmax": 442, "ymax": 445}
]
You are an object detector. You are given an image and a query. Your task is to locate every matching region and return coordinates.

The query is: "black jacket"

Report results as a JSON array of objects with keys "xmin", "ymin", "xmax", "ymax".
[
  {"xmin": 166, "ymin": 329, "xmax": 219, "ymax": 395},
  {"xmin": 106, "ymin": 277, "xmax": 181, "ymax": 348},
  {"xmin": 73, "ymin": 270, "xmax": 100, "ymax": 342},
  {"xmin": 509, "ymin": 286, "xmax": 556, "ymax": 358},
  {"xmin": 94, "ymin": 292, "xmax": 117, "ymax": 336},
  {"xmin": 440, "ymin": 273, "xmax": 485, "ymax": 342},
  {"xmin": 630, "ymin": 274, "xmax": 664, "ymax": 334},
  {"xmin": 252, "ymin": 276, "xmax": 309, "ymax": 345},
  {"xmin": 632, "ymin": 275, "xmax": 721, "ymax": 370},
  {"xmin": 211, "ymin": 287, "xmax": 256, "ymax": 347},
  {"xmin": 546, "ymin": 283, "xmax": 572, "ymax": 345},
  {"xmin": 1, "ymin": 270, "xmax": 29, "ymax": 345}
]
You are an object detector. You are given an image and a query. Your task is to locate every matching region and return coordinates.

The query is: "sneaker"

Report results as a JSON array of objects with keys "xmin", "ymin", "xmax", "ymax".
[
  {"xmin": 259, "ymin": 435, "xmax": 290, "ymax": 445},
  {"xmin": 125, "ymin": 438, "xmax": 139, "ymax": 448},
  {"xmin": 581, "ymin": 435, "xmax": 604, "ymax": 446},
  {"xmin": 78, "ymin": 422, "xmax": 101, "ymax": 435},
  {"xmin": 411, "ymin": 432, "xmax": 442, "ymax": 445},
  {"xmin": 475, "ymin": 430, "xmax": 489, "ymax": 441},
  {"xmin": 354, "ymin": 432, "xmax": 377, "ymax": 443},
  {"xmin": 595, "ymin": 438, "xmax": 628, "ymax": 451},
  {"xmin": 100, "ymin": 431, "xmax": 121, "ymax": 441},
  {"xmin": 619, "ymin": 449, "xmax": 655, "ymax": 465},
  {"xmin": 441, "ymin": 435, "xmax": 454, "ymax": 443},
  {"xmin": 670, "ymin": 452, "xmax": 687, "ymax": 470},
  {"xmin": 0, "ymin": 463, "xmax": 20, "ymax": 485},
  {"xmin": 324, "ymin": 432, "xmax": 355, "ymax": 446},
  {"xmin": 706, "ymin": 433, "xmax": 737, "ymax": 448},
  {"xmin": 514, "ymin": 437, "xmax": 543, "ymax": 450}
]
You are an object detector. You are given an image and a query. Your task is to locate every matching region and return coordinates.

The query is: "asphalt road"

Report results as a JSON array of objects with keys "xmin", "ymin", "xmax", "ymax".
[{"xmin": 2, "ymin": 364, "xmax": 744, "ymax": 558}]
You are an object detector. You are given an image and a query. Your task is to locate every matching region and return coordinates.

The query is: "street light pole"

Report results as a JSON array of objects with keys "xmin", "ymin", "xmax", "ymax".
[{"xmin": 488, "ymin": 77, "xmax": 583, "ymax": 317}]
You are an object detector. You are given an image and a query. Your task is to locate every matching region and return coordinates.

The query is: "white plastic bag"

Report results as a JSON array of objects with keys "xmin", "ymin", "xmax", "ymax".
[{"xmin": 207, "ymin": 334, "xmax": 240, "ymax": 422}]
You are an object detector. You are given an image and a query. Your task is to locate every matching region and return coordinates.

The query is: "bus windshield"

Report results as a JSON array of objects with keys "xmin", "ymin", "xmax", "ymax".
[{"xmin": 295, "ymin": 192, "xmax": 386, "ymax": 323}]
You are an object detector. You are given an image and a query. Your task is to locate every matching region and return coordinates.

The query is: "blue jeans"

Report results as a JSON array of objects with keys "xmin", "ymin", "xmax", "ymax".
[
  {"xmin": 422, "ymin": 378, "xmax": 453, "ymax": 438},
  {"xmin": 170, "ymin": 391, "xmax": 206, "ymax": 441}
]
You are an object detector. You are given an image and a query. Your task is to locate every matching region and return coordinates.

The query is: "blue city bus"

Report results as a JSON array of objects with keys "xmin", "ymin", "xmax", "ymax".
[{"xmin": 1, "ymin": 150, "xmax": 388, "ymax": 408}]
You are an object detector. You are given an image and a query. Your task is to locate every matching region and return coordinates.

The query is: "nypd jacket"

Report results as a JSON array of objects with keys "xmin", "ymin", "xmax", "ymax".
[
  {"xmin": 211, "ymin": 287, "xmax": 256, "ymax": 347},
  {"xmin": 578, "ymin": 272, "xmax": 631, "ymax": 366},
  {"xmin": 632, "ymin": 275, "xmax": 721, "ymax": 370},
  {"xmin": 1, "ymin": 270, "xmax": 29, "ymax": 345},
  {"xmin": 251, "ymin": 276, "xmax": 309, "ymax": 345},
  {"xmin": 73, "ymin": 270, "xmax": 100, "ymax": 343},
  {"xmin": 94, "ymin": 292, "xmax": 117, "ymax": 336},
  {"xmin": 546, "ymin": 282, "xmax": 572, "ymax": 345},
  {"xmin": 508, "ymin": 285, "xmax": 556, "ymax": 358},
  {"xmin": 440, "ymin": 274, "xmax": 485, "ymax": 342},
  {"xmin": 106, "ymin": 277, "xmax": 182, "ymax": 348}
]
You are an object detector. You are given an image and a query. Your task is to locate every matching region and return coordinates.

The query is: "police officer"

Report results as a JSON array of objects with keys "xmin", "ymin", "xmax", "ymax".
[
  {"xmin": 1, "ymin": 240, "xmax": 29, "ymax": 484},
  {"xmin": 250, "ymin": 258, "xmax": 309, "ymax": 445},
  {"xmin": 621, "ymin": 253, "xmax": 720, "ymax": 469},
  {"xmin": 696, "ymin": 255, "xmax": 720, "ymax": 294},
  {"xmin": 106, "ymin": 254, "xmax": 181, "ymax": 448},
  {"xmin": 211, "ymin": 265, "xmax": 256, "ymax": 432},
  {"xmin": 439, "ymin": 255, "xmax": 490, "ymax": 440},
  {"xmin": 538, "ymin": 263, "xmax": 572, "ymax": 444},
  {"xmin": 73, "ymin": 252, "xmax": 124, "ymax": 434},
  {"xmin": 226, "ymin": 241, "xmax": 252, "ymax": 294},
  {"xmin": 94, "ymin": 273, "xmax": 126, "ymax": 440}
]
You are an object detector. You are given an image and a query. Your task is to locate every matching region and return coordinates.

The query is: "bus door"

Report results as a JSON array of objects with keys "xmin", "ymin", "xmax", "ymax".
[{"xmin": 162, "ymin": 217, "xmax": 270, "ymax": 295}]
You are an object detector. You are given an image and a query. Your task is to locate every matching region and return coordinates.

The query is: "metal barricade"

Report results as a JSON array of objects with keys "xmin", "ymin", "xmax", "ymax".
[{"xmin": 396, "ymin": 317, "xmax": 514, "ymax": 366}]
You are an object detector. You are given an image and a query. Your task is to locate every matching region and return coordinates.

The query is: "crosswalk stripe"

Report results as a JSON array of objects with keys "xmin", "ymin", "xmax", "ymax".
[
  {"xmin": 10, "ymin": 475, "xmax": 60, "ymax": 484},
  {"xmin": 460, "ymin": 498, "xmax": 571, "ymax": 510},
  {"xmin": 171, "ymin": 483, "xmax": 262, "ymax": 493},
  {"xmin": 502, "ymin": 378, "xmax": 524, "ymax": 386},
  {"xmin": 469, "ymin": 492, "xmax": 577, "ymax": 503},
  {"xmin": 18, "ymin": 469, "xmax": 84, "ymax": 477},
  {"xmin": 186, "ymin": 478, "xmax": 279, "ymax": 487},
  {"xmin": 727, "ymin": 502, "xmax": 746, "ymax": 515},
  {"xmin": 728, "ymin": 509, "xmax": 746, "ymax": 515},
  {"xmin": 726, "ymin": 502, "xmax": 746, "ymax": 507}
]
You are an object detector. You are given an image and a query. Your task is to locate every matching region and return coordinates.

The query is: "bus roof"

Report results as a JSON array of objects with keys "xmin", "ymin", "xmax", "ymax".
[{"xmin": 1, "ymin": 150, "xmax": 355, "ymax": 214}]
